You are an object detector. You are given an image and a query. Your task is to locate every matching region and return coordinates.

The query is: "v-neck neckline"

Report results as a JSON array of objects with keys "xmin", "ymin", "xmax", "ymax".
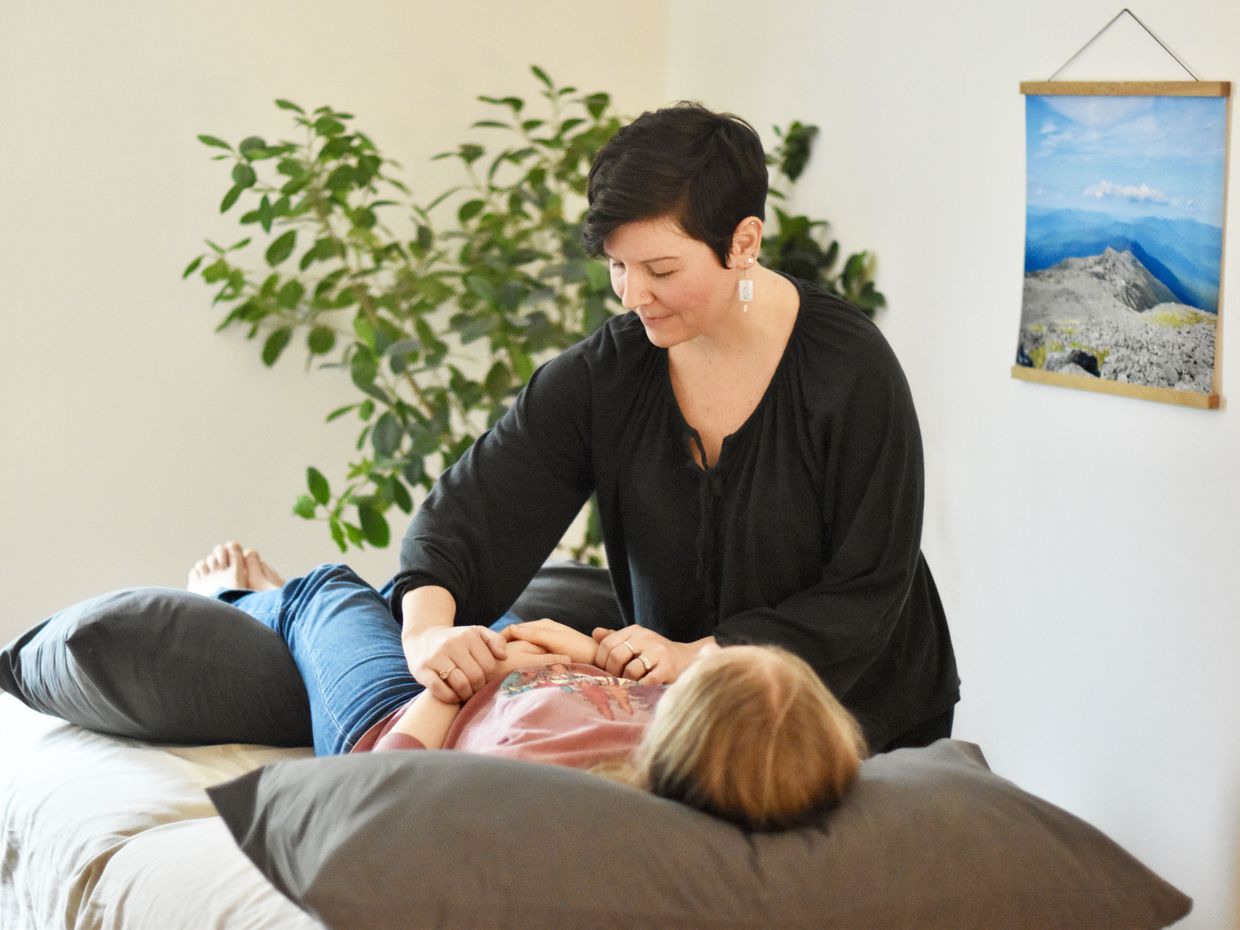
[{"xmin": 662, "ymin": 272, "xmax": 806, "ymax": 474}]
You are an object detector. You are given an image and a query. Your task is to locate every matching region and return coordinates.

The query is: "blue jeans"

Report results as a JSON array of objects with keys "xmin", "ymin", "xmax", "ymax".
[
  {"xmin": 218, "ymin": 563, "xmax": 520, "ymax": 756},
  {"xmin": 217, "ymin": 564, "xmax": 417, "ymax": 756}
]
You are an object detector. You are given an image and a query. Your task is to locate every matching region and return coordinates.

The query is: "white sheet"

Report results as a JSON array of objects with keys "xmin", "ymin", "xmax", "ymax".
[{"xmin": 0, "ymin": 695, "xmax": 317, "ymax": 930}]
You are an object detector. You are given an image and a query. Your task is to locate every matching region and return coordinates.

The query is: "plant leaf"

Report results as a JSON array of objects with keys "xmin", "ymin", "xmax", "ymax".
[
  {"xmin": 372, "ymin": 411, "xmax": 403, "ymax": 456},
  {"xmin": 201, "ymin": 258, "xmax": 230, "ymax": 283},
  {"xmin": 258, "ymin": 195, "xmax": 274, "ymax": 233},
  {"xmin": 584, "ymin": 93, "xmax": 609, "ymax": 119},
  {"xmin": 266, "ymin": 229, "xmax": 297, "ymax": 266},
  {"xmin": 458, "ymin": 199, "xmax": 485, "ymax": 223},
  {"xmin": 358, "ymin": 504, "xmax": 390, "ymax": 547},
  {"xmin": 510, "ymin": 346, "xmax": 534, "ymax": 383},
  {"xmin": 232, "ymin": 163, "xmax": 257, "ymax": 188},
  {"xmin": 391, "ymin": 478, "xmax": 413, "ymax": 514},
  {"xmin": 198, "ymin": 134, "xmax": 232, "ymax": 151},
  {"xmin": 238, "ymin": 136, "xmax": 267, "ymax": 159},
  {"xmin": 261, "ymin": 327, "xmax": 292, "ymax": 366},
  {"xmin": 276, "ymin": 279, "xmax": 305, "ymax": 309},
  {"xmin": 484, "ymin": 360, "xmax": 511, "ymax": 400},
  {"xmin": 293, "ymin": 495, "xmax": 317, "ymax": 519},
  {"xmin": 325, "ymin": 402, "xmax": 356, "ymax": 422},
  {"xmin": 329, "ymin": 517, "xmax": 347, "ymax": 552},
  {"xmin": 314, "ymin": 115, "xmax": 346, "ymax": 136},
  {"xmin": 220, "ymin": 184, "xmax": 244, "ymax": 213},
  {"xmin": 307, "ymin": 466, "xmax": 331, "ymax": 505},
  {"xmin": 308, "ymin": 326, "xmax": 336, "ymax": 355}
]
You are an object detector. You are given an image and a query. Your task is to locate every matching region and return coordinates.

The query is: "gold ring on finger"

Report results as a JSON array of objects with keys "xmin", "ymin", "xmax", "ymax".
[{"xmin": 438, "ymin": 664, "xmax": 456, "ymax": 681}]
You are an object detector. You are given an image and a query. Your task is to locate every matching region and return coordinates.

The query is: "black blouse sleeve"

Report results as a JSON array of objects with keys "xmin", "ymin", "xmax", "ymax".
[
  {"xmin": 712, "ymin": 336, "xmax": 927, "ymax": 696},
  {"xmin": 389, "ymin": 347, "xmax": 594, "ymax": 626}
]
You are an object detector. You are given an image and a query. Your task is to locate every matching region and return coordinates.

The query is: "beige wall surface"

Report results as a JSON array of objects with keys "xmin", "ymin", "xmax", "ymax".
[
  {"xmin": 0, "ymin": 0, "xmax": 668, "ymax": 609},
  {"xmin": 665, "ymin": 0, "xmax": 1239, "ymax": 926}
]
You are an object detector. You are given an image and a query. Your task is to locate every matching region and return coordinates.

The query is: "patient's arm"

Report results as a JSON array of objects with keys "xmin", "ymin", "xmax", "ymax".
[
  {"xmin": 387, "ymin": 641, "xmax": 571, "ymax": 749},
  {"xmin": 387, "ymin": 690, "xmax": 463, "ymax": 749},
  {"xmin": 501, "ymin": 620, "xmax": 597, "ymax": 664}
]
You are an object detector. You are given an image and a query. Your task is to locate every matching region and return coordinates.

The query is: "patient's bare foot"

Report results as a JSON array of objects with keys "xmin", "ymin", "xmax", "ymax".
[
  {"xmin": 243, "ymin": 548, "xmax": 285, "ymax": 591},
  {"xmin": 187, "ymin": 541, "xmax": 251, "ymax": 594}
]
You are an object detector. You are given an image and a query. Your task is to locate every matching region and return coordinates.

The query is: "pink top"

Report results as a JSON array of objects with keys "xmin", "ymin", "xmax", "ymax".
[{"xmin": 351, "ymin": 664, "xmax": 664, "ymax": 770}]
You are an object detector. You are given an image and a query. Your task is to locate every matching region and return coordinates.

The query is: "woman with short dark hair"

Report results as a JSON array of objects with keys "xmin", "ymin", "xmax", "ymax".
[
  {"xmin": 581, "ymin": 102, "xmax": 769, "ymax": 267},
  {"xmin": 387, "ymin": 101, "xmax": 959, "ymax": 753}
]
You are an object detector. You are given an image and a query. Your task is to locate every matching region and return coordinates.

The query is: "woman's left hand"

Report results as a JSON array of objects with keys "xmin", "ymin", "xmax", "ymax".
[{"xmin": 592, "ymin": 626, "xmax": 714, "ymax": 685}]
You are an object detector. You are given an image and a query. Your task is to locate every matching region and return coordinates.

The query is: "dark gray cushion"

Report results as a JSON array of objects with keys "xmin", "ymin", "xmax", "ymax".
[
  {"xmin": 0, "ymin": 587, "xmax": 310, "ymax": 745},
  {"xmin": 508, "ymin": 559, "xmax": 621, "ymax": 634},
  {"xmin": 208, "ymin": 739, "xmax": 1191, "ymax": 930}
]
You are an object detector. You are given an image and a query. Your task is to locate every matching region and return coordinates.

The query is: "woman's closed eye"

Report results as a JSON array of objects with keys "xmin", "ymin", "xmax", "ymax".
[{"xmin": 609, "ymin": 261, "xmax": 676, "ymax": 279}]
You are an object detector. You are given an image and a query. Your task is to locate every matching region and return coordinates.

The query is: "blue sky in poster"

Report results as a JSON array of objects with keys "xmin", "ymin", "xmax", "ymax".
[{"xmin": 1025, "ymin": 94, "xmax": 1226, "ymax": 227}]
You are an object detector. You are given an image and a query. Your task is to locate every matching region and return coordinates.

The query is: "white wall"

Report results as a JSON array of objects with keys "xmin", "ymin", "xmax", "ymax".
[
  {"xmin": 666, "ymin": 1, "xmax": 1239, "ymax": 926},
  {"xmin": 0, "ymin": 1, "xmax": 667, "ymax": 613}
]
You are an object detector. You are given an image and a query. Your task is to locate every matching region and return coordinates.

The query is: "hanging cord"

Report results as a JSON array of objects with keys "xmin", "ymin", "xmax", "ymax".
[{"xmin": 1048, "ymin": 8, "xmax": 1199, "ymax": 82}]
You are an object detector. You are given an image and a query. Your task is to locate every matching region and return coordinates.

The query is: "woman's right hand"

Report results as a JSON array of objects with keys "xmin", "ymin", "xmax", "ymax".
[
  {"xmin": 403, "ymin": 625, "xmax": 508, "ymax": 703},
  {"xmin": 501, "ymin": 619, "xmax": 597, "ymax": 664}
]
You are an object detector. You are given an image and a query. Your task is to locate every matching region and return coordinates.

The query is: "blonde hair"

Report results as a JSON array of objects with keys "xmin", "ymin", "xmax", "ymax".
[{"xmin": 629, "ymin": 646, "xmax": 866, "ymax": 831}]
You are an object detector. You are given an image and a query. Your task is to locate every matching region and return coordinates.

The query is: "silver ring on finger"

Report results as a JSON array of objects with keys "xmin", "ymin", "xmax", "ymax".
[
  {"xmin": 619, "ymin": 638, "xmax": 636, "ymax": 655},
  {"xmin": 637, "ymin": 653, "xmax": 653, "ymax": 673}
]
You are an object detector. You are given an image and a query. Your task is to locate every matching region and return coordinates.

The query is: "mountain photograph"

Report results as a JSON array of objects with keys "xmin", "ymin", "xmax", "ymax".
[{"xmin": 1016, "ymin": 93, "xmax": 1225, "ymax": 395}]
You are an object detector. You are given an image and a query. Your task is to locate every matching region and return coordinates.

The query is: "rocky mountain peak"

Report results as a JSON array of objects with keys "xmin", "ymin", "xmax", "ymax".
[{"xmin": 1055, "ymin": 247, "xmax": 1175, "ymax": 313}]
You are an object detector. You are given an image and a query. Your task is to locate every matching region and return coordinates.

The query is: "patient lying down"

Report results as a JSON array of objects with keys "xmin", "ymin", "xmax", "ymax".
[{"xmin": 187, "ymin": 542, "xmax": 867, "ymax": 831}]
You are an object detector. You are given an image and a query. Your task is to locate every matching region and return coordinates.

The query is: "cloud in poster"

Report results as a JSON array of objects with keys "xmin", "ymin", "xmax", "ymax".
[
  {"xmin": 1083, "ymin": 180, "xmax": 1169, "ymax": 204},
  {"xmin": 1030, "ymin": 95, "xmax": 1223, "ymax": 163},
  {"xmin": 1041, "ymin": 96, "xmax": 1152, "ymax": 128}
]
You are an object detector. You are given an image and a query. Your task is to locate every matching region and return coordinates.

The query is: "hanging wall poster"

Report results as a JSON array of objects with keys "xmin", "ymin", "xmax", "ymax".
[{"xmin": 1014, "ymin": 82, "xmax": 1229, "ymax": 409}]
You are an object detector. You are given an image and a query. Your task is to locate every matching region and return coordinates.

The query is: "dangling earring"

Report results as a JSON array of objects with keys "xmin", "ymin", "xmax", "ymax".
[{"xmin": 739, "ymin": 257, "xmax": 755, "ymax": 312}]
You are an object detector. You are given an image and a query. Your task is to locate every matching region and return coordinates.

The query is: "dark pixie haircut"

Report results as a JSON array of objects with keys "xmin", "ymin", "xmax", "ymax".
[{"xmin": 582, "ymin": 102, "xmax": 768, "ymax": 268}]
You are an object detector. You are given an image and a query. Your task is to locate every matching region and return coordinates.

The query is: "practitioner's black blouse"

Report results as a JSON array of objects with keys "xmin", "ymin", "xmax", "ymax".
[{"xmin": 393, "ymin": 275, "xmax": 958, "ymax": 748}]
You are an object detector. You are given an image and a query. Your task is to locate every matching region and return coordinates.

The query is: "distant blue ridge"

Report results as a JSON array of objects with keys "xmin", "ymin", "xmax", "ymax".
[{"xmin": 1024, "ymin": 207, "xmax": 1221, "ymax": 313}]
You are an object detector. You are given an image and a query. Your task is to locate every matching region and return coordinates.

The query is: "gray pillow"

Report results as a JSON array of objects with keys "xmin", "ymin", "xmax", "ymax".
[
  {"xmin": 208, "ymin": 739, "xmax": 1191, "ymax": 930},
  {"xmin": 0, "ymin": 587, "xmax": 311, "ymax": 746},
  {"xmin": 507, "ymin": 559, "xmax": 621, "ymax": 634}
]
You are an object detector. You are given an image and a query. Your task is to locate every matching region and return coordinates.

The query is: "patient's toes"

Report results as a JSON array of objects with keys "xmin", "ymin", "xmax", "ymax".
[
  {"xmin": 243, "ymin": 549, "xmax": 284, "ymax": 592},
  {"xmin": 187, "ymin": 543, "xmax": 252, "ymax": 595},
  {"xmin": 186, "ymin": 560, "xmax": 208, "ymax": 592},
  {"xmin": 261, "ymin": 561, "xmax": 286, "ymax": 588}
]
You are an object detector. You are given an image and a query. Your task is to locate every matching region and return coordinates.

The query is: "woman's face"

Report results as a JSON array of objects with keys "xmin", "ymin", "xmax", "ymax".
[{"xmin": 603, "ymin": 216, "xmax": 738, "ymax": 349}]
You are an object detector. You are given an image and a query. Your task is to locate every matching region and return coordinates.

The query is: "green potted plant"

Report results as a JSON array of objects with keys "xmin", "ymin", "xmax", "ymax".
[{"xmin": 185, "ymin": 66, "xmax": 884, "ymax": 560}]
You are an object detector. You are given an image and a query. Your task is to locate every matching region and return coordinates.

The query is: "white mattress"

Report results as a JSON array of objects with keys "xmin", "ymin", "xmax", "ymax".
[{"xmin": 0, "ymin": 694, "xmax": 320, "ymax": 930}]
